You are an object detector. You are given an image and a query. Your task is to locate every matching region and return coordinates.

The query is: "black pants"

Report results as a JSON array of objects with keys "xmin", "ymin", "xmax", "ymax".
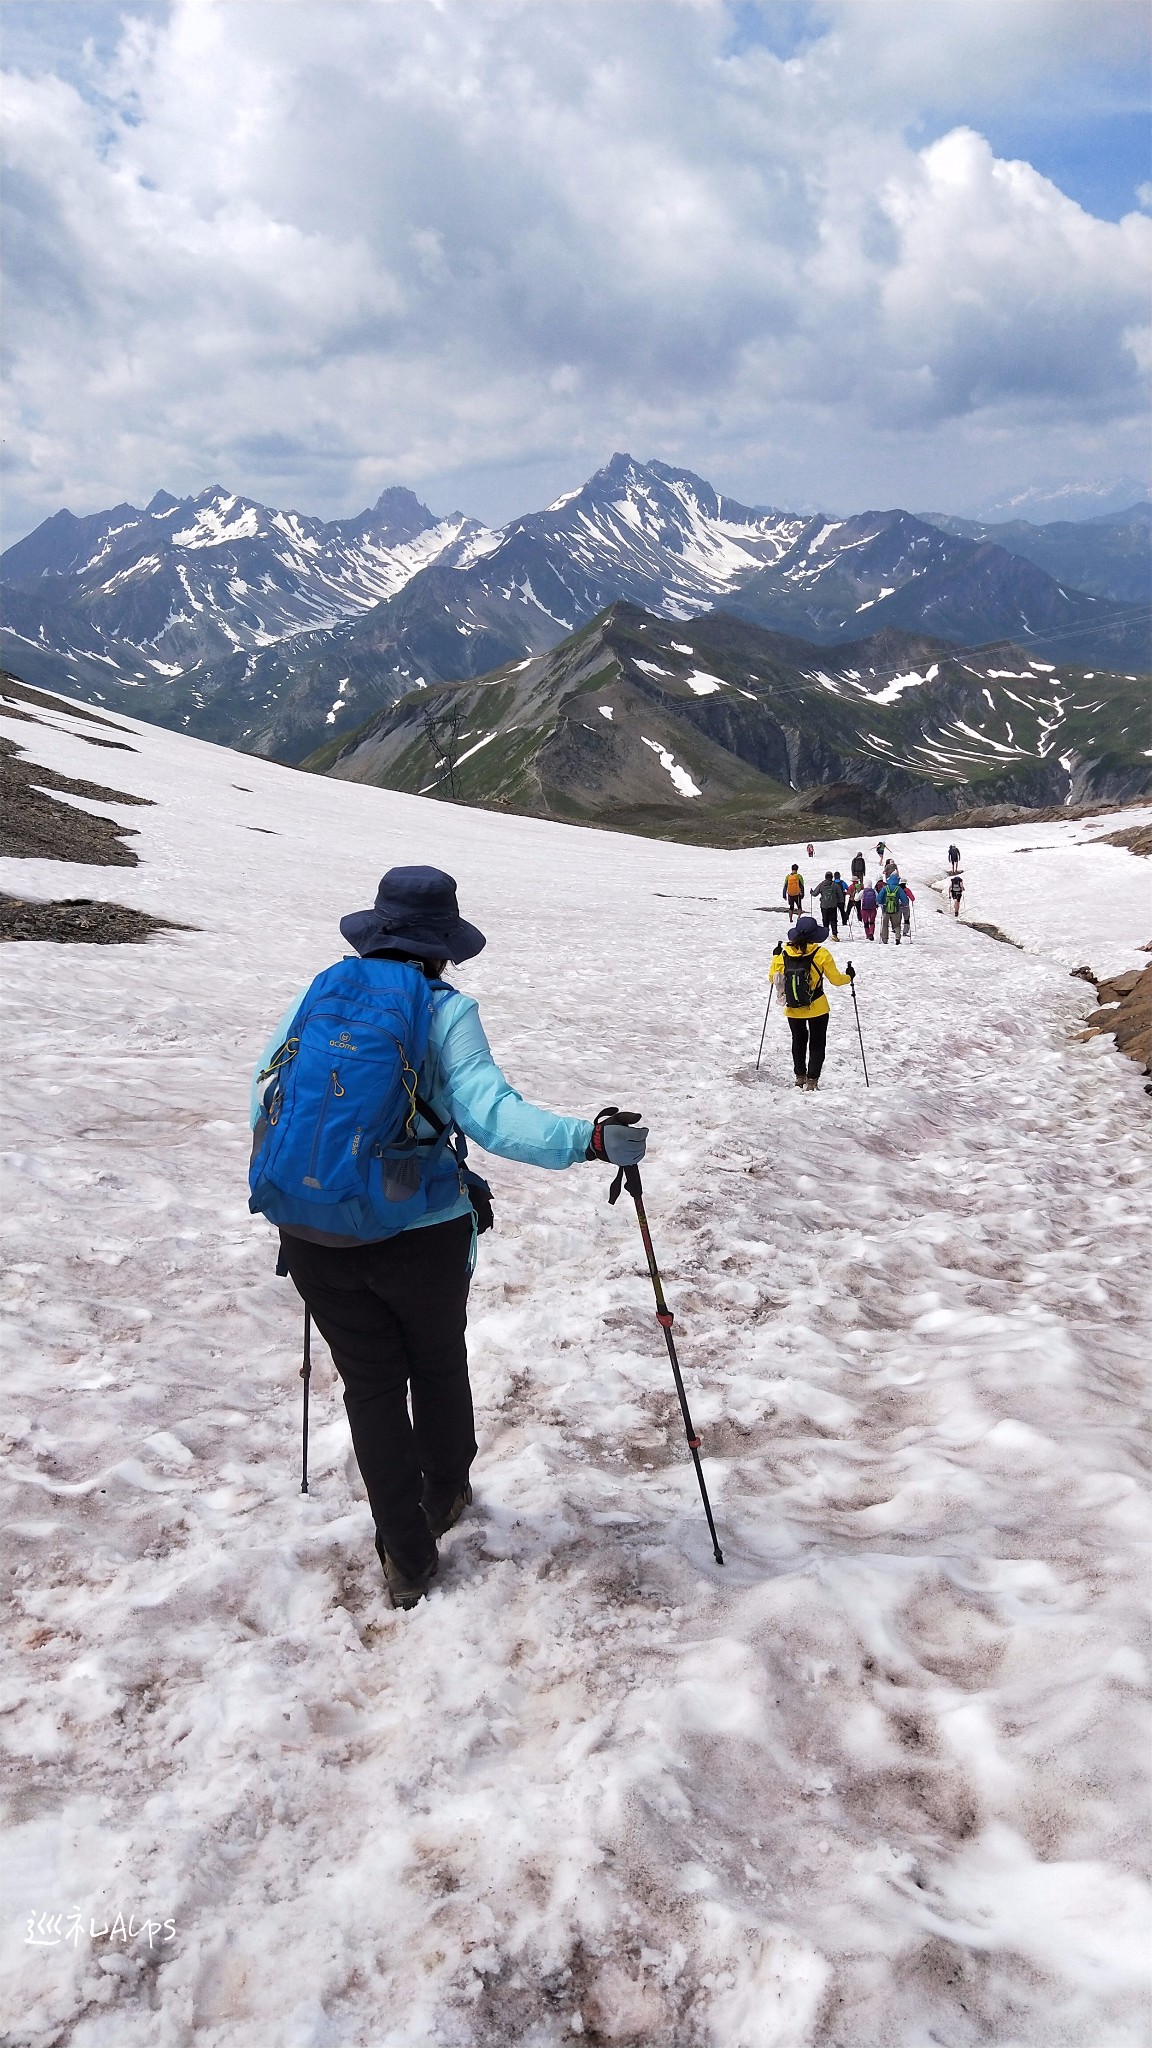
[
  {"xmin": 821, "ymin": 905, "xmax": 839, "ymax": 936},
  {"xmin": 789, "ymin": 1012, "xmax": 829, "ymax": 1079},
  {"xmin": 281, "ymin": 1215, "xmax": 475, "ymax": 1576}
]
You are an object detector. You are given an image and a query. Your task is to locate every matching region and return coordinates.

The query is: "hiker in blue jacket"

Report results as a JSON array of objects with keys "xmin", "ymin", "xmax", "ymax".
[
  {"xmin": 252, "ymin": 867, "xmax": 646, "ymax": 1610},
  {"xmin": 879, "ymin": 871, "xmax": 909, "ymax": 945}
]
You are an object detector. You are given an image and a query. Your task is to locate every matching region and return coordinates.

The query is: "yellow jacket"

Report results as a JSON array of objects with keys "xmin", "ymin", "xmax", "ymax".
[{"xmin": 770, "ymin": 941, "xmax": 852, "ymax": 1019}]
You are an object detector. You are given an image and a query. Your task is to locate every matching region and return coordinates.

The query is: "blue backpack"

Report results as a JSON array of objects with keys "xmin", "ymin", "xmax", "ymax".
[{"xmin": 248, "ymin": 957, "xmax": 459, "ymax": 1241}]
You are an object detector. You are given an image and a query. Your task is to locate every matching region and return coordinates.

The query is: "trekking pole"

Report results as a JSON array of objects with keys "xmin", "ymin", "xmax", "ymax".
[
  {"xmin": 755, "ymin": 981, "xmax": 773, "ymax": 1070},
  {"xmin": 300, "ymin": 1307, "xmax": 313, "ymax": 1495},
  {"xmin": 608, "ymin": 1165, "xmax": 724, "ymax": 1564},
  {"xmin": 847, "ymin": 966, "xmax": 870, "ymax": 1088}
]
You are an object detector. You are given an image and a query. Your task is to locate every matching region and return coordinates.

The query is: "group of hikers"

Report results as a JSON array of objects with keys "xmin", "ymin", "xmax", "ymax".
[
  {"xmin": 782, "ymin": 839, "xmax": 925, "ymax": 945},
  {"xmin": 247, "ymin": 837, "xmax": 971, "ymax": 1610},
  {"xmin": 946, "ymin": 842, "xmax": 965, "ymax": 915},
  {"xmin": 771, "ymin": 836, "xmax": 969, "ymax": 1091}
]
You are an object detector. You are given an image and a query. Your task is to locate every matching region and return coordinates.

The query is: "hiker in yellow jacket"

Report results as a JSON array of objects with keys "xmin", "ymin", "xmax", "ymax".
[{"xmin": 771, "ymin": 913, "xmax": 855, "ymax": 1091}]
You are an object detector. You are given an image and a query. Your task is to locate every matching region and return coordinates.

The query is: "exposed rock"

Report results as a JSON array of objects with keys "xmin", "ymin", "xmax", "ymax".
[
  {"xmin": 966, "ymin": 920, "xmax": 1023, "ymax": 949},
  {"xmin": 911, "ymin": 797, "xmax": 1151, "ymax": 832},
  {"xmin": 1077, "ymin": 963, "xmax": 1152, "ymax": 1078},
  {"xmin": 1088, "ymin": 822, "xmax": 1152, "ymax": 857},
  {"xmin": 0, "ymin": 895, "xmax": 194, "ymax": 944},
  {"xmin": 0, "ymin": 670, "xmax": 136, "ymax": 734},
  {"xmin": 0, "ymin": 734, "xmax": 148, "ymax": 864}
]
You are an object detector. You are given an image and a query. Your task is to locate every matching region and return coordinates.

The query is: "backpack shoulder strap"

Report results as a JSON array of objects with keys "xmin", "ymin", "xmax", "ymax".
[{"xmin": 415, "ymin": 1092, "xmax": 468, "ymax": 1170}]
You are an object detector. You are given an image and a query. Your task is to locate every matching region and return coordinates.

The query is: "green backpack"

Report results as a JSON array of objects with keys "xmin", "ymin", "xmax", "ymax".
[{"xmin": 784, "ymin": 949, "xmax": 823, "ymax": 1008}]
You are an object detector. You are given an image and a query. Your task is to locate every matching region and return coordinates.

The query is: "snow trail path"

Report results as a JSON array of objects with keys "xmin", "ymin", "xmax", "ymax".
[{"xmin": 2, "ymin": 693, "xmax": 1150, "ymax": 2047}]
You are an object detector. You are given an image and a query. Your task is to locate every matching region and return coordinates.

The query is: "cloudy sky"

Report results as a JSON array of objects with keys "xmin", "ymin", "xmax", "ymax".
[{"xmin": 2, "ymin": 0, "xmax": 1149, "ymax": 545}]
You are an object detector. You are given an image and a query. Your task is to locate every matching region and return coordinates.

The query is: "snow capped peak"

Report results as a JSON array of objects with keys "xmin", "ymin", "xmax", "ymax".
[{"xmin": 173, "ymin": 500, "xmax": 262, "ymax": 549}]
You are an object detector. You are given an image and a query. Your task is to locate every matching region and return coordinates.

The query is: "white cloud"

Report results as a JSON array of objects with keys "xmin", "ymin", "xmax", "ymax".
[{"xmin": 1, "ymin": 0, "xmax": 1148, "ymax": 541}]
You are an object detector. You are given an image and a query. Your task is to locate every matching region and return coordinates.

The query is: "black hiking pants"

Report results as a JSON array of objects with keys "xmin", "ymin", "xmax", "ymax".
[
  {"xmin": 789, "ymin": 1012, "xmax": 829, "ymax": 1081},
  {"xmin": 281, "ymin": 1215, "xmax": 476, "ymax": 1578},
  {"xmin": 821, "ymin": 904, "xmax": 839, "ymax": 936}
]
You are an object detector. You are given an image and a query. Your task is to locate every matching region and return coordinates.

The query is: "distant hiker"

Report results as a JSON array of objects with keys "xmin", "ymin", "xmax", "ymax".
[
  {"xmin": 815, "ymin": 871, "xmax": 841, "ymax": 937},
  {"xmin": 833, "ymin": 870, "xmax": 848, "ymax": 909},
  {"xmin": 879, "ymin": 872, "xmax": 908, "ymax": 945},
  {"xmin": 948, "ymin": 844, "xmax": 961, "ymax": 873},
  {"xmin": 844, "ymin": 877, "xmax": 862, "ymax": 926},
  {"xmin": 783, "ymin": 864, "xmax": 805, "ymax": 912},
  {"xmin": 949, "ymin": 872, "xmax": 965, "ymax": 916},
  {"xmin": 875, "ymin": 840, "xmax": 887, "ymax": 861},
  {"xmin": 806, "ymin": 842, "xmax": 814, "ymax": 858},
  {"xmin": 902, "ymin": 883, "xmax": 915, "ymax": 937},
  {"xmin": 771, "ymin": 915, "xmax": 855, "ymax": 1091},
  {"xmin": 860, "ymin": 883, "xmax": 878, "ymax": 941},
  {"xmin": 851, "ymin": 852, "xmax": 867, "ymax": 883},
  {"xmin": 249, "ymin": 866, "xmax": 646, "ymax": 1611}
]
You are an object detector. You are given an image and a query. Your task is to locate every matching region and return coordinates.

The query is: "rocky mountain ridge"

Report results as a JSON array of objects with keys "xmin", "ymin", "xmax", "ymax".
[
  {"xmin": 2, "ymin": 456, "xmax": 1147, "ymax": 770},
  {"xmin": 0, "ymin": 481, "xmax": 490, "ymax": 677},
  {"xmin": 311, "ymin": 602, "xmax": 1150, "ymax": 847}
]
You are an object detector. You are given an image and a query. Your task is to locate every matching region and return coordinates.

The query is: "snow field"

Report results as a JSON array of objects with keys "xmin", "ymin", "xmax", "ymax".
[{"xmin": 1, "ymin": 695, "xmax": 1150, "ymax": 2047}]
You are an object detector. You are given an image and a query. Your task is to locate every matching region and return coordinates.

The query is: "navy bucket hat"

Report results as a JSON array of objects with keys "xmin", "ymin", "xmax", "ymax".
[
  {"xmin": 788, "ymin": 913, "xmax": 828, "ymax": 945},
  {"xmin": 339, "ymin": 865, "xmax": 486, "ymax": 963}
]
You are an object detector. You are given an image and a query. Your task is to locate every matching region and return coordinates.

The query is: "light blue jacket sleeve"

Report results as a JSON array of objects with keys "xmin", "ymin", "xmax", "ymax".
[
  {"xmin": 424, "ymin": 990, "xmax": 594, "ymax": 1169},
  {"xmin": 249, "ymin": 993, "xmax": 306, "ymax": 1127}
]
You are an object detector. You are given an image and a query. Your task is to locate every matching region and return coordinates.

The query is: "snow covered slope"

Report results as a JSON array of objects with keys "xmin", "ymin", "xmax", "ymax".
[{"xmin": 2, "ymin": 693, "xmax": 1150, "ymax": 2046}]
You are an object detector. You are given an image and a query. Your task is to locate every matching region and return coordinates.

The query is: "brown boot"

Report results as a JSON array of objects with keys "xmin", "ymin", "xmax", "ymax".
[
  {"xmin": 375, "ymin": 1534, "xmax": 439, "ymax": 1611},
  {"xmin": 422, "ymin": 1480, "xmax": 473, "ymax": 1540}
]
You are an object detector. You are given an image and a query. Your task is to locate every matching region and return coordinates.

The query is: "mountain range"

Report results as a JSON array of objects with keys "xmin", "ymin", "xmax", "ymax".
[
  {"xmin": 963, "ymin": 476, "xmax": 1151, "ymax": 524},
  {"xmin": 2, "ymin": 454, "xmax": 1148, "ymax": 792},
  {"xmin": 922, "ymin": 504, "xmax": 1151, "ymax": 606},
  {"xmin": 309, "ymin": 602, "xmax": 1151, "ymax": 845}
]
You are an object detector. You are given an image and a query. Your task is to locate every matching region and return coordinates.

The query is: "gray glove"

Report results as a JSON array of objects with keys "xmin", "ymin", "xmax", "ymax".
[{"xmin": 587, "ymin": 1107, "xmax": 648, "ymax": 1165}]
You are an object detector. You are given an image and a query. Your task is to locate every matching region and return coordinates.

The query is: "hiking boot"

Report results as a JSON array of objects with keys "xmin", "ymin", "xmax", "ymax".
[
  {"xmin": 375, "ymin": 1533, "xmax": 439, "ymax": 1611},
  {"xmin": 793, "ymin": 1075, "xmax": 807, "ymax": 1088},
  {"xmin": 422, "ymin": 1480, "xmax": 473, "ymax": 1539},
  {"xmin": 804, "ymin": 1077, "xmax": 820, "ymax": 1091}
]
